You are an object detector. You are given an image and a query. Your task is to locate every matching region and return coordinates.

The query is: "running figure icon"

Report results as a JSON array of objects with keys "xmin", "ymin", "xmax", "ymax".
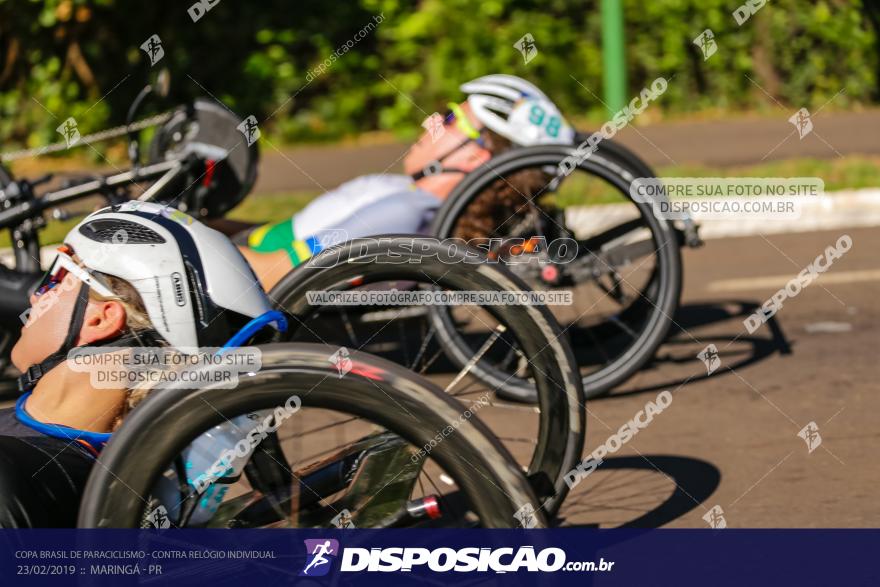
[{"xmin": 301, "ymin": 539, "xmax": 340, "ymax": 576}]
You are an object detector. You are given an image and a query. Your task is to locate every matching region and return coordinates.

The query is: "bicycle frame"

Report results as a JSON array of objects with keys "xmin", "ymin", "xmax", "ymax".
[{"xmin": 0, "ymin": 156, "xmax": 193, "ymax": 273}]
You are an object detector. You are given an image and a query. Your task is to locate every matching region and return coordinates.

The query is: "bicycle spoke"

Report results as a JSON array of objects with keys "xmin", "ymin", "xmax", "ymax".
[
  {"xmin": 417, "ymin": 345, "xmax": 446, "ymax": 375},
  {"xmin": 447, "ymin": 376, "xmax": 484, "ymax": 398},
  {"xmin": 445, "ymin": 324, "xmax": 506, "ymax": 393},
  {"xmin": 398, "ymin": 320, "xmax": 410, "ymax": 368},
  {"xmin": 339, "ymin": 307, "xmax": 359, "ymax": 347},
  {"xmin": 409, "ymin": 318, "xmax": 437, "ymax": 371}
]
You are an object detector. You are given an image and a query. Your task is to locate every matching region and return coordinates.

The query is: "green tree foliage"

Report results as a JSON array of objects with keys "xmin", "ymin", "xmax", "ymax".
[{"xmin": 0, "ymin": 0, "xmax": 875, "ymax": 148}]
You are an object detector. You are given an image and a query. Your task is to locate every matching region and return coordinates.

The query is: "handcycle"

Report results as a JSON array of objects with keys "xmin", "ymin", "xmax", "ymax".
[
  {"xmin": 262, "ymin": 134, "xmax": 698, "ymax": 406},
  {"xmin": 429, "ymin": 132, "xmax": 702, "ymax": 398},
  {"xmin": 0, "ymin": 185, "xmax": 585, "ymax": 525}
]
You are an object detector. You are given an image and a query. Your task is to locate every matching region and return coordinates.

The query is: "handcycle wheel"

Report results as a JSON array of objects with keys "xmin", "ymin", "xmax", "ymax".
[
  {"xmin": 148, "ymin": 98, "xmax": 258, "ymax": 219},
  {"xmin": 77, "ymin": 344, "xmax": 545, "ymax": 529},
  {"xmin": 432, "ymin": 146, "xmax": 683, "ymax": 398},
  {"xmin": 268, "ymin": 237, "xmax": 585, "ymax": 517},
  {"xmin": 590, "ymin": 134, "xmax": 662, "ymax": 180}
]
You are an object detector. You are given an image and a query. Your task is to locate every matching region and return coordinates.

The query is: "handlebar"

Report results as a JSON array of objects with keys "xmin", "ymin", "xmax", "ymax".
[{"xmin": 0, "ymin": 157, "xmax": 185, "ymax": 227}]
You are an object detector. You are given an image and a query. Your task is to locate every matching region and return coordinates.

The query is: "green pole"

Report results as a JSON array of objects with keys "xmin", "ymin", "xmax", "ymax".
[{"xmin": 601, "ymin": 0, "xmax": 626, "ymax": 116}]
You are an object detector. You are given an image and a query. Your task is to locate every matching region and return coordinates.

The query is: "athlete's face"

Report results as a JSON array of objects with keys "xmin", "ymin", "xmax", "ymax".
[
  {"xmin": 12, "ymin": 271, "xmax": 83, "ymax": 371},
  {"xmin": 11, "ymin": 272, "xmax": 128, "ymax": 372},
  {"xmin": 404, "ymin": 102, "xmax": 492, "ymax": 199}
]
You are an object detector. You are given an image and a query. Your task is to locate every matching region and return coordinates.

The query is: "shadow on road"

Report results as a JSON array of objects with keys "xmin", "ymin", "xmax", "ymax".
[
  {"xmin": 561, "ymin": 454, "xmax": 721, "ymax": 528},
  {"xmin": 670, "ymin": 300, "xmax": 792, "ymax": 354},
  {"xmin": 602, "ymin": 299, "xmax": 793, "ymax": 400}
]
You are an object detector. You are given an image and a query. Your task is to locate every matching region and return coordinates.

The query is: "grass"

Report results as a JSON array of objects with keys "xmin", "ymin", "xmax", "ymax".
[
  {"xmin": 3, "ymin": 155, "xmax": 878, "ymax": 248},
  {"xmin": 226, "ymin": 190, "xmax": 319, "ymax": 223},
  {"xmin": 659, "ymin": 157, "xmax": 880, "ymax": 192}
]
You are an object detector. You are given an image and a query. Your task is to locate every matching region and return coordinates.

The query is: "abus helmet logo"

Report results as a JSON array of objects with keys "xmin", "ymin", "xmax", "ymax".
[
  {"xmin": 171, "ymin": 272, "xmax": 186, "ymax": 306},
  {"xmin": 301, "ymin": 539, "xmax": 339, "ymax": 577}
]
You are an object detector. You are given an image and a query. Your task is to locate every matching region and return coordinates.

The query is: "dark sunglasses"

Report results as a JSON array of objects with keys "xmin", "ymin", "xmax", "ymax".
[{"xmin": 34, "ymin": 245, "xmax": 116, "ymax": 298}]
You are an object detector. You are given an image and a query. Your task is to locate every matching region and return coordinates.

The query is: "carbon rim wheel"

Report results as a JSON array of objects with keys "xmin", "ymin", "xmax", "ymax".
[
  {"xmin": 432, "ymin": 146, "xmax": 682, "ymax": 398},
  {"xmin": 268, "ymin": 238, "xmax": 585, "ymax": 516},
  {"xmin": 77, "ymin": 344, "xmax": 546, "ymax": 529},
  {"xmin": 148, "ymin": 98, "xmax": 258, "ymax": 218}
]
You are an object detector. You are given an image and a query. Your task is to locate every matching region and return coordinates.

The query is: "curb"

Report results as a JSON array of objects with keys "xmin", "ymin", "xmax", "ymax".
[{"xmin": 564, "ymin": 188, "xmax": 880, "ymax": 241}]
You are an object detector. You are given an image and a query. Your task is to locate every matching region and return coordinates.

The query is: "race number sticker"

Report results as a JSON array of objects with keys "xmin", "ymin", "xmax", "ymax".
[{"xmin": 508, "ymin": 98, "xmax": 575, "ymax": 145}]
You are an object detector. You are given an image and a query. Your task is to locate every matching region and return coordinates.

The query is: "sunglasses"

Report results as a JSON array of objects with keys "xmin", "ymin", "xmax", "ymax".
[
  {"xmin": 411, "ymin": 104, "xmax": 488, "ymax": 182},
  {"xmin": 35, "ymin": 245, "xmax": 116, "ymax": 298},
  {"xmin": 443, "ymin": 102, "xmax": 482, "ymax": 141}
]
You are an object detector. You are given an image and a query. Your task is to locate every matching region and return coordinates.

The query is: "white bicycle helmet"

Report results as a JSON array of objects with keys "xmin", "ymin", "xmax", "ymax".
[
  {"xmin": 460, "ymin": 74, "xmax": 575, "ymax": 146},
  {"xmin": 20, "ymin": 201, "xmax": 278, "ymax": 390}
]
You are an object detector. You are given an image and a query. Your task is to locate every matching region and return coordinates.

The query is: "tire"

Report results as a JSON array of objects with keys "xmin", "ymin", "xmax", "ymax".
[
  {"xmin": 268, "ymin": 237, "xmax": 585, "ymax": 516},
  {"xmin": 591, "ymin": 134, "xmax": 660, "ymax": 179},
  {"xmin": 78, "ymin": 343, "xmax": 545, "ymax": 529},
  {"xmin": 433, "ymin": 145, "xmax": 683, "ymax": 398},
  {"xmin": 148, "ymin": 99, "xmax": 258, "ymax": 219}
]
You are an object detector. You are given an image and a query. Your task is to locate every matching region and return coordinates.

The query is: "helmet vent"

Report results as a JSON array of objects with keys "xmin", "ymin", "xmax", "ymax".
[{"xmin": 79, "ymin": 219, "xmax": 166, "ymax": 244}]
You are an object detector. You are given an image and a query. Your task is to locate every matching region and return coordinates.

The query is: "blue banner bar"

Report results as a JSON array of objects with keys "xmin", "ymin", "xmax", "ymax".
[{"xmin": 1, "ymin": 529, "xmax": 877, "ymax": 585}]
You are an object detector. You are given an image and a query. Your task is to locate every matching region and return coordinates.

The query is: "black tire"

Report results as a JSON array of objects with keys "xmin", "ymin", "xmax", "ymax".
[
  {"xmin": 433, "ymin": 145, "xmax": 683, "ymax": 398},
  {"xmin": 77, "ymin": 343, "xmax": 545, "ymax": 529},
  {"xmin": 591, "ymin": 134, "xmax": 660, "ymax": 179},
  {"xmin": 148, "ymin": 98, "xmax": 258, "ymax": 219},
  {"xmin": 268, "ymin": 237, "xmax": 585, "ymax": 516}
]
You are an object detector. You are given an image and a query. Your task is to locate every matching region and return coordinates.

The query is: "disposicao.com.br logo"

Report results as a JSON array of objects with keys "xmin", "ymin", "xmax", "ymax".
[{"xmin": 302, "ymin": 541, "xmax": 614, "ymax": 575}]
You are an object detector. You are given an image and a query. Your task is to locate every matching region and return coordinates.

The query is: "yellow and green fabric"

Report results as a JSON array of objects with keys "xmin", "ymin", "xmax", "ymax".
[{"xmin": 246, "ymin": 220, "xmax": 324, "ymax": 266}]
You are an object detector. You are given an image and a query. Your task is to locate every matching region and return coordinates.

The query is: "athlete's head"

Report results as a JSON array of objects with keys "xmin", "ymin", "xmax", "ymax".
[
  {"xmin": 13, "ymin": 202, "xmax": 279, "ymax": 396},
  {"xmin": 13, "ymin": 265, "xmax": 149, "ymax": 373},
  {"xmin": 404, "ymin": 75, "xmax": 574, "ymax": 200},
  {"xmin": 404, "ymin": 101, "xmax": 492, "ymax": 199}
]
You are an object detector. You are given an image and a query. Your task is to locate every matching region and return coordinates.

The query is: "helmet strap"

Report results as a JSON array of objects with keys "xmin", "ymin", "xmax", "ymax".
[
  {"xmin": 17, "ymin": 282, "xmax": 162, "ymax": 392},
  {"xmin": 410, "ymin": 135, "xmax": 483, "ymax": 181},
  {"xmin": 18, "ymin": 282, "xmax": 91, "ymax": 392}
]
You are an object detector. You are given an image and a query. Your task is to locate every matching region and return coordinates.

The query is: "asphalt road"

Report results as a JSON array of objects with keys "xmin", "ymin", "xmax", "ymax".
[{"xmin": 552, "ymin": 225, "xmax": 877, "ymax": 527}]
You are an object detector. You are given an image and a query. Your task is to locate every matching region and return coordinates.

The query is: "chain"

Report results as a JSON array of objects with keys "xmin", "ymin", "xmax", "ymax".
[{"xmin": 0, "ymin": 111, "xmax": 175, "ymax": 163}]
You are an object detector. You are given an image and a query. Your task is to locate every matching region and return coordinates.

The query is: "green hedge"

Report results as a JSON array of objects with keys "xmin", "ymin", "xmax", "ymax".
[{"xmin": 0, "ymin": 0, "xmax": 875, "ymax": 149}]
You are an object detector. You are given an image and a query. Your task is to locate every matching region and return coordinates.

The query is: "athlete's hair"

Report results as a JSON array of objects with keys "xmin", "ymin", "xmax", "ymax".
[
  {"xmin": 89, "ymin": 274, "xmax": 152, "ymax": 334},
  {"xmin": 453, "ymin": 129, "xmax": 550, "ymax": 241},
  {"xmin": 89, "ymin": 274, "xmax": 164, "ymax": 431}
]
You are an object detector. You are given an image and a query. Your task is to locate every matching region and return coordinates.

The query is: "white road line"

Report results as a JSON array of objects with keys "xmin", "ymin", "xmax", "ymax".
[{"xmin": 708, "ymin": 268, "xmax": 880, "ymax": 292}]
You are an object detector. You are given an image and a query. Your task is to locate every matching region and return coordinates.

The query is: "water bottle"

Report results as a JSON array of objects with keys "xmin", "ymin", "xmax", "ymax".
[{"xmin": 150, "ymin": 410, "xmax": 270, "ymax": 526}]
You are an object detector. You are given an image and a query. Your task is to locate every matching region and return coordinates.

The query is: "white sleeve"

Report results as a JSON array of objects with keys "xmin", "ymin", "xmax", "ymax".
[
  {"xmin": 320, "ymin": 190, "xmax": 440, "ymax": 246},
  {"xmin": 293, "ymin": 175, "xmax": 433, "ymax": 239}
]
